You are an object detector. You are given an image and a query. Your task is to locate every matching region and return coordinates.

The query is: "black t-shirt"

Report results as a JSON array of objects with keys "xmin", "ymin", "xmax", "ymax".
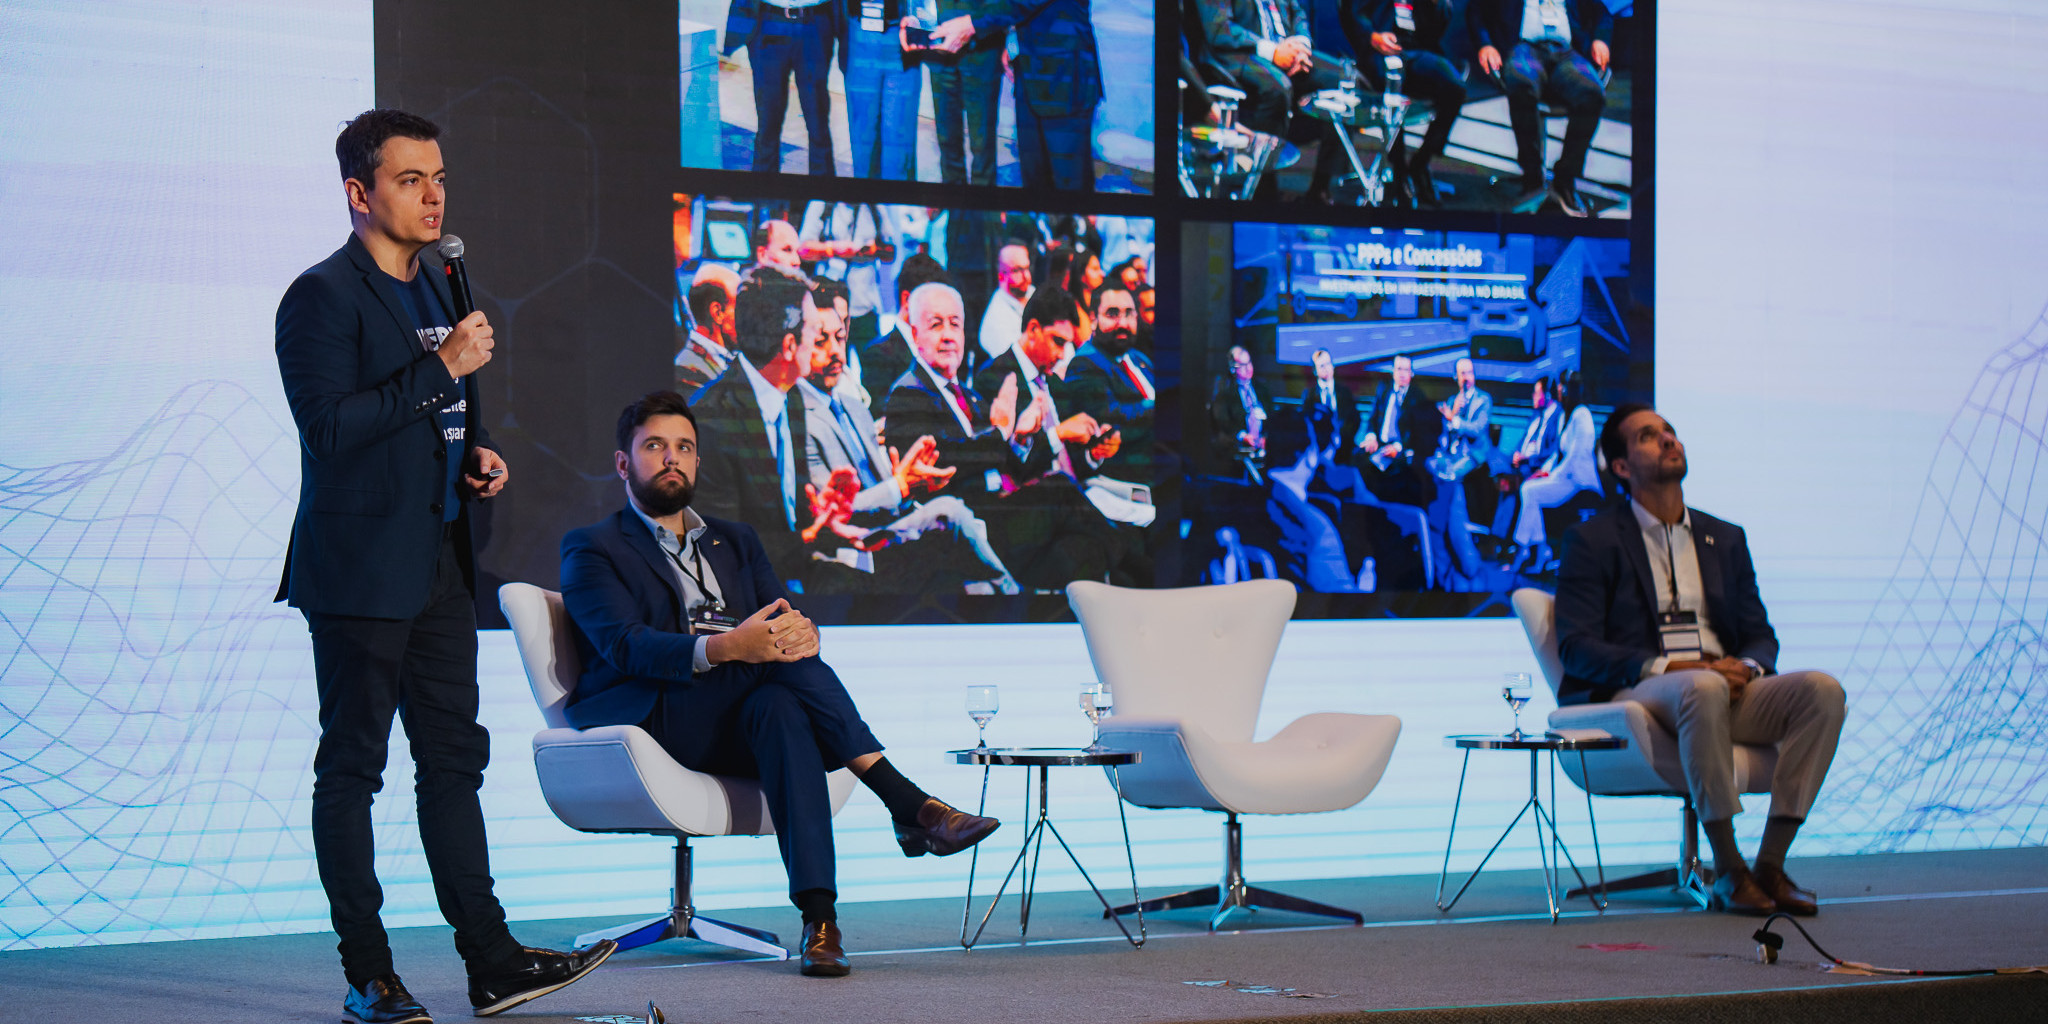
[{"xmin": 387, "ymin": 269, "xmax": 463, "ymax": 521}]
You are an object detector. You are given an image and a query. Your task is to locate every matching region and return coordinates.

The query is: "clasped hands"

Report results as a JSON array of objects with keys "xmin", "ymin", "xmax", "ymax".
[{"xmin": 705, "ymin": 598, "xmax": 819, "ymax": 664}]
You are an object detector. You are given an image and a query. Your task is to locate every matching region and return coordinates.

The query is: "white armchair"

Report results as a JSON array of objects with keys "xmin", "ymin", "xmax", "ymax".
[
  {"xmin": 1511, "ymin": 587, "xmax": 1776, "ymax": 908},
  {"xmin": 1068, "ymin": 580, "xmax": 1402, "ymax": 929},
  {"xmin": 499, "ymin": 583, "xmax": 855, "ymax": 957}
]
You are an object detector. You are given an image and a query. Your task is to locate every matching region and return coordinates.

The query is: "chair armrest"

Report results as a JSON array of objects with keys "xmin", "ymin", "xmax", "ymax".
[{"xmin": 1095, "ymin": 717, "xmax": 1227, "ymax": 812}]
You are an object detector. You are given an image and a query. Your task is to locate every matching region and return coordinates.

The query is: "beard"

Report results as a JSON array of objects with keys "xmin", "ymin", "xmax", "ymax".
[
  {"xmin": 1097, "ymin": 324, "xmax": 1136, "ymax": 355},
  {"xmin": 629, "ymin": 466, "xmax": 694, "ymax": 517}
]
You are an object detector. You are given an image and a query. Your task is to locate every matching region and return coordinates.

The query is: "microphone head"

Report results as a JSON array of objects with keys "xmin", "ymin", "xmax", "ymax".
[{"xmin": 437, "ymin": 235, "xmax": 466, "ymax": 260}]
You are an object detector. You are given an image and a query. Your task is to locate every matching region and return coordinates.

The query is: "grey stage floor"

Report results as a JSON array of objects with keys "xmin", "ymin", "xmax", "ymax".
[{"xmin": 3, "ymin": 847, "xmax": 2045, "ymax": 1023}]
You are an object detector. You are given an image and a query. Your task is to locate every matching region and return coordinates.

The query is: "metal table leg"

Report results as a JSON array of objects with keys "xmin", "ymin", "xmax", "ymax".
[
  {"xmin": 961, "ymin": 765, "xmax": 1145, "ymax": 948},
  {"xmin": 1437, "ymin": 748, "xmax": 1610, "ymax": 921}
]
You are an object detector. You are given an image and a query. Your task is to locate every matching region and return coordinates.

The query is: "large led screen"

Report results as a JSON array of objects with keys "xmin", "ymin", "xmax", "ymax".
[
  {"xmin": 673, "ymin": 194, "xmax": 1159, "ymax": 612},
  {"xmin": 1176, "ymin": 0, "xmax": 1639, "ymax": 218},
  {"xmin": 1177, "ymin": 219, "xmax": 1648, "ymax": 616},
  {"xmin": 680, "ymin": 0, "xmax": 1155, "ymax": 192}
]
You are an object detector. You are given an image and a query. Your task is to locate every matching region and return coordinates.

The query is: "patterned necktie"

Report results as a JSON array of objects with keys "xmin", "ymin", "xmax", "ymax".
[
  {"xmin": 946, "ymin": 381, "xmax": 975, "ymax": 426},
  {"xmin": 830, "ymin": 397, "xmax": 881, "ymax": 488},
  {"xmin": 1035, "ymin": 373, "xmax": 1077, "ymax": 479},
  {"xmin": 770, "ymin": 406, "xmax": 795, "ymax": 530}
]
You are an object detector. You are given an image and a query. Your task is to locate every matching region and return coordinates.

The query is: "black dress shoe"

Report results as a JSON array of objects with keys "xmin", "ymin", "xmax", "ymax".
[
  {"xmin": 894, "ymin": 797, "xmax": 1000, "ymax": 857},
  {"xmin": 1407, "ymin": 158, "xmax": 1442, "ymax": 209},
  {"xmin": 1752, "ymin": 865, "xmax": 1818, "ymax": 916},
  {"xmin": 1707, "ymin": 870, "xmax": 1777, "ymax": 916},
  {"xmin": 799, "ymin": 921, "xmax": 851, "ymax": 977},
  {"xmin": 344, "ymin": 975, "xmax": 431, "ymax": 1024},
  {"xmin": 468, "ymin": 939, "xmax": 617, "ymax": 1017}
]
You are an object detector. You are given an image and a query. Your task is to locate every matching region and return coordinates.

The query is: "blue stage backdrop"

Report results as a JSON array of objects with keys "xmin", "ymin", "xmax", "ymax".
[{"xmin": 4, "ymin": 0, "xmax": 2048, "ymax": 950}]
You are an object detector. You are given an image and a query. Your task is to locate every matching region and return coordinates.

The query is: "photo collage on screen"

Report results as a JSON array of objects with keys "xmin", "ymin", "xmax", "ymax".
[{"xmin": 674, "ymin": 0, "xmax": 1654, "ymax": 619}]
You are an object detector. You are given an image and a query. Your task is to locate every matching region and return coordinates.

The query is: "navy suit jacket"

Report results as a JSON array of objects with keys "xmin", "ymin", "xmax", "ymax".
[
  {"xmin": 273, "ymin": 234, "xmax": 493, "ymax": 619},
  {"xmin": 881, "ymin": 362, "xmax": 1048, "ymax": 484},
  {"xmin": 1299, "ymin": 380, "xmax": 1358, "ymax": 462},
  {"xmin": 689, "ymin": 363, "xmax": 812, "ymax": 577},
  {"xmin": 1553, "ymin": 501, "xmax": 1780, "ymax": 706},
  {"xmin": 559, "ymin": 509, "xmax": 789, "ymax": 730},
  {"xmin": 1063, "ymin": 342, "xmax": 1154, "ymax": 481},
  {"xmin": 974, "ymin": 0, "xmax": 1103, "ymax": 117}
]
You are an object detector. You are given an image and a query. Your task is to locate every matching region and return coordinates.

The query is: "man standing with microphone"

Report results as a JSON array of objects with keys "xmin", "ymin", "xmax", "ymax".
[{"xmin": 275, "ymin": 109, "xmax": 612, "ymax": 1024}]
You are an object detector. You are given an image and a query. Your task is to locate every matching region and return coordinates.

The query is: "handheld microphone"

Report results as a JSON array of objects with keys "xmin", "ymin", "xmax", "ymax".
[{"xmin": 436, "ymin": 234, "xmax": 476, "ymax": 319}]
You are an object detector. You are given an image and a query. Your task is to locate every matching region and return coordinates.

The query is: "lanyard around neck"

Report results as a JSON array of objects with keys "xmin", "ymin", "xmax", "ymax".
[
  {"xmin": 664, "ymin": 534, "xmax": 719, "ymax": 609},
  {"xmin": 1661, "ymin": 521, "xmax": 1681, "ymax": 613}
]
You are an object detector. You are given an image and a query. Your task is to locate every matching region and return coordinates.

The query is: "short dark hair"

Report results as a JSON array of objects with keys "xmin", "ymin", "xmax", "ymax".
[
  {"xmin": 1597, "ymin": 401, "xmax": 1657, "ymax": 489},
  {"xmin": 812, "ymin": 276, "xmax": 850, "ymax": 311},
  {"xmin": 1020, "ymin": 286, "xmax": 1080, "ymax": 332},
  {"xmin": 335, "ymin": 109, "xmax": 440, "ymax": 187},
  {"xmin": 686, "ymin": 278, "xmax": 730, "ymax": 326},
  {"xmin": 615, "ymin": 390, "xmax": 697, "ymax": 453},
  {"xmin": 751, "ymin": 221, "xmax": 777, "ymax": 254},
  {"xmin": 733, "ymin": 271, "xmax": 812, "ymax": 364},
  {"xmin": 1093, "ymin": 283, "xmax": 1135, "ymax": 316},
  {"xmin": 894, "ymin": 254, "xmax": 950, "ymax": 304}
]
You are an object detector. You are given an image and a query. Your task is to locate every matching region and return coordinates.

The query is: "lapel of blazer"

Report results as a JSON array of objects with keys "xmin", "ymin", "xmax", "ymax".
[
  {"xmin": 845, "ymin": 394, "xmax": 888, "ymax": 469},
  {"xmin": 615, "ymin": 509, "xmax": 685, "ymax": 629},
  {"xmin": 344, "ymin": 235, "xmax": 422, "ymax": 365},
  {"xmin": 798, "ymin": 383, "xmax": 838, "ymax": 466},
  {"xmin": 699, "ymin": 519, "xmax": 750, "ymax": 612},
  {"xmin": 1691, "ymin": 509, "xmax": 1729, "ymax": 628},
  {"xmin": 1613, "ymin": 505, "xmax": 1658, "ymax": 623}
]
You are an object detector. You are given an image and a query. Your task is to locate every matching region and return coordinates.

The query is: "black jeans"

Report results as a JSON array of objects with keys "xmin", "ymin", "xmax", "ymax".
[{"xmin": 306, "ymin": 537, "xmax": 522, "ymax": 984}]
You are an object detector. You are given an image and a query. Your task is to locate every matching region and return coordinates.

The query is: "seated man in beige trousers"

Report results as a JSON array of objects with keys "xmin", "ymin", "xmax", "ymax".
[{"xmin": 1553, "ymin": 403, "xmax": 1846, "ymax": 916}]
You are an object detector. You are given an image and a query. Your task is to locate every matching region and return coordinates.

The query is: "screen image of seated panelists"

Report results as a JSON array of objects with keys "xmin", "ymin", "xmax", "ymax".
[
  {"xmin": 681, "ymin": 0, "xmax": 1154, "ymax": 192},
  {"xmin": 672, "ymin": 194, "xmax": 1158, "ymax": 597},
  {"xmin": 1185, "ymin": 221, "xmax": 1640, "ymax": 602},
  {"xmin": 1176, "ymin": 0, "xmax": 1634, "ymax": 217}
]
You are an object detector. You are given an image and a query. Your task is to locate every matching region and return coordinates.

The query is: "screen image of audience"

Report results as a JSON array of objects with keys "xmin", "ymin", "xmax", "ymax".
[
  {"xmin": 1191, "ymin": 345, "xmax": 1612, "ymax": 595},
  {"xmin": 673, "ymin": 198, "xmax": 1158, "ymax": 595},
  {"xmin": 681, "ymin": 0, "xmax": 1154, "ymax": 192},
  {"xmin": 1177, "ymin": 0, "xmax": 1632, "ymax": 216}
]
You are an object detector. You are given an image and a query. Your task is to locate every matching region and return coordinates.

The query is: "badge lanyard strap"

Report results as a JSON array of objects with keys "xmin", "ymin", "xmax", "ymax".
[
  {"xmin": 664, "ymin": 538, "xmax": 720, "ymax": 611},
  {"xmin": 1662, "ymin": 522, "xmax": 1682, "ymax": 615}
]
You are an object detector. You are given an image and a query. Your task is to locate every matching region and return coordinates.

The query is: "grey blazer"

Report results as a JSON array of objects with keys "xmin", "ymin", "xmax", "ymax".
[{"xmin": 798, "ymin": 380, "xmax": 903, "ymax": 514}]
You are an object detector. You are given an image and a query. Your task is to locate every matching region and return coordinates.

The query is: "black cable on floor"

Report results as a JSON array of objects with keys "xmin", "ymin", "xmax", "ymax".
[{"xmin": 1752, "ymin": 913, "xmax": 2048, "ymax": 976}]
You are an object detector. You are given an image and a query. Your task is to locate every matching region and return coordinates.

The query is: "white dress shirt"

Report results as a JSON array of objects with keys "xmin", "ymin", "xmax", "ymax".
[
  {"xmin": 628, "ymin": 501, "xmax": 724, "ymax": 673},
  {"xmin": 1631, "ymin": 498, "xmax": 1729, "ymax": 678}
]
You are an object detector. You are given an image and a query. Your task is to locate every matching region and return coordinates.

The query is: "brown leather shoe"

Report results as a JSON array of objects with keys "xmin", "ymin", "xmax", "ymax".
[
  {"xmin": 799, "ymin": 921, "xmax": 850, "ymax": 977},
  {"xmin": 1707, "ymin": 870, "xmax": 1777, "ymax": 916},
  {"xmin": 1752, "ymin": 864, "xmax": 1818, "ymax": 916},
  {"xmin": 894, "ymin": 798, "xmax": 1000, "ymax": 857}
]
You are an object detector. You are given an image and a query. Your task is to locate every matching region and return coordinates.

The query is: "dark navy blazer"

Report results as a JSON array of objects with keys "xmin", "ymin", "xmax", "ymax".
[
  {"xmin": 1553, "ymin": 501, "xmax": 1779, "ymax": 706},
  {"xmin": 274, "ymin": 234, "xmax": 491, "ymax": 619},
  {"xmin": 559, "ymin": 508, "xmax": 789, "ymax": 731}
]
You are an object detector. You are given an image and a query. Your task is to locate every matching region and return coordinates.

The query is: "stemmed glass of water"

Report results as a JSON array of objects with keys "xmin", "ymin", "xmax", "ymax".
[
  {"xmin": 1502, "ymin": 673, "xmax": 1533, "ymax": 739},
  {"xmin": 1079, "ymin": 682, "xmax": 1113, "ymax": 752},
  {"xmin": 966, "ymin": 684, "xmax": 999, "ymax": 751}
]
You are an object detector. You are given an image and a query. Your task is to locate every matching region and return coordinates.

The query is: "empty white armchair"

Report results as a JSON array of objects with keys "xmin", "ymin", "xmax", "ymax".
[
  {"xmin": 1511, "ymin": 588, "xmax": 1776, "ymax": 907},
  {"xmin": 500, "ymin": 582, "xmax": 855, "ymax": 957},
  {"xmin": 1068, "ymin": 579, "xmax": 1402, "ymax": 929}
]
